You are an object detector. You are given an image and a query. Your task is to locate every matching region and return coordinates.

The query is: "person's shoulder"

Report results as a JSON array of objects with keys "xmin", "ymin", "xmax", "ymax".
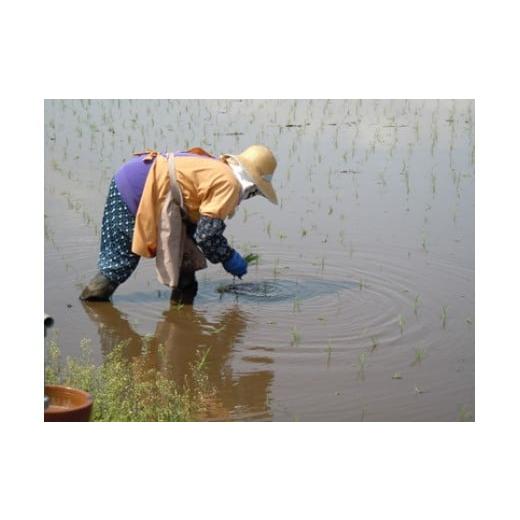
[{"xmin": 213, "ymin": 162, "xmax": 239, "ymax": 191}]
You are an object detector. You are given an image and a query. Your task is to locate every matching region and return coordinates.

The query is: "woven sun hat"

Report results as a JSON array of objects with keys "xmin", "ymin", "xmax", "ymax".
[{"xmin": 222, "ymin": 144, "xmax": 278, "ymax": 204}]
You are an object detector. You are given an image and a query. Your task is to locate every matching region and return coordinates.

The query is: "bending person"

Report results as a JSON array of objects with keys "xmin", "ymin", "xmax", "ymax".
[{"xmin": 80, "ymin": 145, "xmax": 278, "ymax": 303}]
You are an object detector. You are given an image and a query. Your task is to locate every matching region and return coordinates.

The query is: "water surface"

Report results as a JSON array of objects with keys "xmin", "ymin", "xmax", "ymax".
[{"xmin": 44, "ymin": 99, "xmax": 475, "ymax": 421}]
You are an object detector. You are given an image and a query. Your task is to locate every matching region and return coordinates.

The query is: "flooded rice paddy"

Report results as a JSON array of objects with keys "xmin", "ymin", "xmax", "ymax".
[{"xmin": 44, "ymin": 99, "xmax": 474, "ymax": 421}]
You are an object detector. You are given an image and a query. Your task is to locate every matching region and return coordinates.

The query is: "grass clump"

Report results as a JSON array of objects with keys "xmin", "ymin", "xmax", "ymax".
[{"xmin": 45, "ymin": 339, "xmax": 213, "ymax": 422}]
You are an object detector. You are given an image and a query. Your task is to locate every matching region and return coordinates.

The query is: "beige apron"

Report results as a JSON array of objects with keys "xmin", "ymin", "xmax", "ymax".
[{"xmin": 155, "ymin": 153, "xmax": 207, "ymax": 288}]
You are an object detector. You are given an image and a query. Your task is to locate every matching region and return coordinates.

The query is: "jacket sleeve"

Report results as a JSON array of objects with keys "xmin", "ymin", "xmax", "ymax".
[{"xmin": 193, "ymin": 216, "xmax": 235, "ymax": 264}]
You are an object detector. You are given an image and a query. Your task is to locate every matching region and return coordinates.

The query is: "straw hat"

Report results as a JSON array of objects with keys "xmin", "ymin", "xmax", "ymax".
[{"xmin": 222, "ymin": 145, "xmax": 278, "ymax": 204}]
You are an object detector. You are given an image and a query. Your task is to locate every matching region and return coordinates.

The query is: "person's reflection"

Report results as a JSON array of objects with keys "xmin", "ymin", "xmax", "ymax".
[{"xmin": 81, "ymin": 301, "xmax": 273, "ymax": 420}]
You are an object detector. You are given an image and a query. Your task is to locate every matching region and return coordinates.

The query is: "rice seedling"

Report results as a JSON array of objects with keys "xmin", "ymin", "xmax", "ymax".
[
  {"xmin": 421, "ymin": 233, "xmax": 428, "ymax": 253},
  {"xmin": 400, "ymin": 160, "xmax": 410, "ymax": 195},
  {"xmin": 398, "ymin": 314, "xmax": 406, "ymax": 335},
  {"xmin": 265, "ymin": 221, "xmax": 272, "ymax": 241},
  {"xmin": 369, "ymin": 336, "xmax": 378, "ymax": 352},
  {"xmin": 413, "ymin": 295, "xmax": 421, "ymax": 317},
  {"xmin": 392, "ymin": 372, "xmax": 402, "ymax": 380},
  {"xmin": 441, "ymin": 305, "xmax": 448, "ymax": 329},
  {"xmin": 290, "ymin": 326, "xmax": 301, "ymax": 346},
  {"xmin": 356, "ymin": 352, "xmax": 367, "ymax": 381},
  {"xmin": 209, "ymin": 325, "xmax": 225, "ymax": 335},
  {"xmin": 326, "ymin": 341, "xmax": 332, "ymax": 367},
  {"xmin": 292, "ymin": 297, "xmax": 302, "ymax": 312},
  {"xmin": 273, "ymin": 258, "xmax": 281, "ymax": 279},
  {"xmin": 411, "ymin": 347, "xmax": 427, "ymax": 367}
]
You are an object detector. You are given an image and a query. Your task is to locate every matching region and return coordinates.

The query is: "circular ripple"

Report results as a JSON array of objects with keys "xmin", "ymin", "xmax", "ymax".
[{"xmin": 199, "ymin": 278, "xmax": 356, "ymax": 304}]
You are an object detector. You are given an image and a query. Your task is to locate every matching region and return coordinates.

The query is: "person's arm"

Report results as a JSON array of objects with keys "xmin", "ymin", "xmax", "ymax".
[
  {"xmin": 193, "ymin": 216, "xmax": 233, "ymax": 264},
  {"xmin": 192, "ymin": 168, "xmax": 247, "ymax": 276},
  {"xmin": 193, "ymin": 217, "xmax": 247, "ymax": 277}
]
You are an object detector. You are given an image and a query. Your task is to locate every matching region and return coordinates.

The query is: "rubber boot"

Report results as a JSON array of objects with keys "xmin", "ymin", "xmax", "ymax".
[
  {"xmin": 79, "ymin": 272, "xmax": 119, "ymax": 301},
  {"xmin": 170, "ymin": 272, "xmax": 198, "ymax": 305}
]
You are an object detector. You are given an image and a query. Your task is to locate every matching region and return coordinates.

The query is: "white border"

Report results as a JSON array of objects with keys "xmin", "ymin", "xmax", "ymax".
[{"xmin": 3, "ymin": 1, "xmax": 519, "ymax": 518}]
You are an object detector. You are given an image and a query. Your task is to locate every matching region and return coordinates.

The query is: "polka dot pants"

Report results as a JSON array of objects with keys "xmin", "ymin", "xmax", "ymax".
[{"xmin": 98, "ymin": 179, "xmax": 140, "ymax": 284}]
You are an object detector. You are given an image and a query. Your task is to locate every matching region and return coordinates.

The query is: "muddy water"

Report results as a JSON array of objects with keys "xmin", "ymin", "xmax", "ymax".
[{"xmin": 44, "ymin": 100, "xmax": 474, "ymax": 421}]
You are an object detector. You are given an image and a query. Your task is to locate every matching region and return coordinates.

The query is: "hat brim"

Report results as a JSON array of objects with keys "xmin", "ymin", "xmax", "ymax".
[{"xmin": 232, "ymin": 155, "xmax": 278, "ymax": 205}]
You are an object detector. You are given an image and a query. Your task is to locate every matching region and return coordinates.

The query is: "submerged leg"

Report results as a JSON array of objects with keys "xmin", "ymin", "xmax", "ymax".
[
  {"xmin": 80, "ymin": 178, "xmax": 140, "ymax": 301},
  {"xmin": 170, "ymin": 271, "xmax": 198, "ymax": 305},
  {"xmin": 80, "ymin": 272, "xmax": 119, "ymax": 301}
]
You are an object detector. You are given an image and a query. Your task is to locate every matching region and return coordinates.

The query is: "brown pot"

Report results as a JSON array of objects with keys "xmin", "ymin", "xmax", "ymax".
[{"xmin": 44, "ymin": 385, "xmax": 93, "ymax": 422}]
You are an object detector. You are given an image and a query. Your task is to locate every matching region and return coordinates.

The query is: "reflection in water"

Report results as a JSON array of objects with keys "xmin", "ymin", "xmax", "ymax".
[{"xmin": 81, "ymin": 301, "xmax": 273, "ymax": 420}]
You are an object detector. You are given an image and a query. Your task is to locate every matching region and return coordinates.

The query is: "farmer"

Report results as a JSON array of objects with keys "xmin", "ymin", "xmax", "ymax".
[{"xmin": 80, "ymin": 145, "xmax": 278, "ymax": 303}]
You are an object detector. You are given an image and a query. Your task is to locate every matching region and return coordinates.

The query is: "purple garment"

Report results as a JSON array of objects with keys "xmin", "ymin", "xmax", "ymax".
[
  {"xmin": 113, "ymin": 151, "xmax": 219, "ymax": 215},
  {"xmin": 114, "ymin": 155, "xmax": 157, "ymax": 215}
]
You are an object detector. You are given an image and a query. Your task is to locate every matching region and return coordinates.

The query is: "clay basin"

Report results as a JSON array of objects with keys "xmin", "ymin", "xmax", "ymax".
[{"xmin": 44, "ymin": 385, "xmax": 93, "ymax": 422}]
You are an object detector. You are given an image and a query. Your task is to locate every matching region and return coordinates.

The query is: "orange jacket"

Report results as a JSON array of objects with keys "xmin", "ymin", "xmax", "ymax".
[{"xmin": 131, "ymin": 149, "xmax": 240, "ymax": 258}]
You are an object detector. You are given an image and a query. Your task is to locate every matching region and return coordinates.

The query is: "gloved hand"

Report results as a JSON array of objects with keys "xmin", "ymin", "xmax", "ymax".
[{"xmin": 223, "ymin": 250, "xmax": 248, "ymax": 278}]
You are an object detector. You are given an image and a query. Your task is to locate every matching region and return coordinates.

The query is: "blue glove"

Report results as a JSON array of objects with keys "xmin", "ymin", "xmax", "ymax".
[{"xmin": 223, "ymin": 250, "xmax": 248, "ymax": 278}]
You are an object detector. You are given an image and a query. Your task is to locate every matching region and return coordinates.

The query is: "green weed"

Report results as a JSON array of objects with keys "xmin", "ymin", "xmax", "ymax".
[
  {"xmin": 326, "ymin": 341, "xmax": 332, "ymax": 367},
  {"xmin": 45, "ymin": 339, "xmax": 213, "ymax": 422}
]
